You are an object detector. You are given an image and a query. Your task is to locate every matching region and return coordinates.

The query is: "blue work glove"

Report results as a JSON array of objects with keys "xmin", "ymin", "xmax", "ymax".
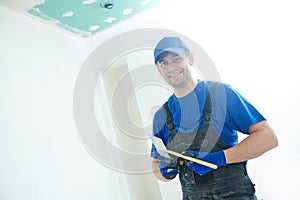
[
  {"xmin": 184, "ymin": 150, "xmax": 227, "ymax": 176},
  {"xmin": 158, "ymin": 159, "xmax": 179, "ymax": 180}
]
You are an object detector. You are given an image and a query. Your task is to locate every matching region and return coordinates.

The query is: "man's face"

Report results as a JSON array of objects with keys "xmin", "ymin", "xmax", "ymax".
[{"xmin": 156, "ymin": 52, "xmax": 194, "ymax": 89}]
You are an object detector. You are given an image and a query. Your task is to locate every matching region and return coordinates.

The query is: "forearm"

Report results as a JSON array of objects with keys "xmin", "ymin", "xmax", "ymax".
[
  {"xmin": 152, "ymin": 159, "xmax": 170, "ymax": 182},
  {"xmin": 224, "ymin": 121, "xmax": 278, "ymax": 164}
]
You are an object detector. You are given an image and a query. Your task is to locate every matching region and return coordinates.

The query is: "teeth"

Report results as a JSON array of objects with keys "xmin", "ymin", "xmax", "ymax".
[{"xmin": 169, "ymin": 71, "xmax": 182, "ymax": 77}]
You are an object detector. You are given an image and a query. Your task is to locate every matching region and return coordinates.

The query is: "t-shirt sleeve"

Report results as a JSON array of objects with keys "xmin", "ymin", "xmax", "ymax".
[
  {"xmin": 224, "ymin": 84, "xmax": 266, "ymax": 134},
  {"xmin": 150, "ymin": 107, "xmax": 169, "ymax": 159}
]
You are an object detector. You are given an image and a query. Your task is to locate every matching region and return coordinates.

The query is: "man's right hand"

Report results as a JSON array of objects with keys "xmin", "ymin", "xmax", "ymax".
[{"xmin": 158, "ymin": 159, "xmax": 178, "ymax": 180}]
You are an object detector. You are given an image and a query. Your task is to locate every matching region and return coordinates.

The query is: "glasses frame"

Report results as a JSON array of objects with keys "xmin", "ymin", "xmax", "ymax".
[{"xmin": 156, "ymin": 54, "xmax": 188, "ymax": 70}]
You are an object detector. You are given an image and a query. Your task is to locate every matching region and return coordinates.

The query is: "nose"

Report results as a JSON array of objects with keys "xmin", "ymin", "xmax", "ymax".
[
  {"xmin": 164, "ymin": 63, "xmax": 178, "ymax": 72},
  {"xmin": 168, "ymin": 61, "xmax": 181, "ymax": 68}
]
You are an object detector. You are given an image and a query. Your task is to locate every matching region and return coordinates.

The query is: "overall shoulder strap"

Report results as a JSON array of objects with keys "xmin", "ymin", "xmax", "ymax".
[
  {"xmin": 203, "ymin": 81, "xmax": 217, "ymax": 121},
  {"xmin": 200, "ymin": 82, "xmax": 228, "ymax": 151},
  {"xmin": 162, "ymin": 101, "xmax": 177, "ymax": 139}
]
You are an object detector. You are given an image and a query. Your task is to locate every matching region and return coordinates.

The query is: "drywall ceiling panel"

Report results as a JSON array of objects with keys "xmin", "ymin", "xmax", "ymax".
[
  {"xmin": 0, "ymin": 0, "xmax": 161, "ymax": 37},
  {"xmin": 28, "ymin": 0, "xmax": 160, "ymax": 37}
]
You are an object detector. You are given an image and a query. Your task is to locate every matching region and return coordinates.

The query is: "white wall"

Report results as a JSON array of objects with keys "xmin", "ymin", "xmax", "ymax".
[
  {"xmin": 1, "ymin": 0, "xmax": 300, "ymax": 199},
  {"xmin": 0, "ymin": 5, "xmax": 159, "ymax": 200}
]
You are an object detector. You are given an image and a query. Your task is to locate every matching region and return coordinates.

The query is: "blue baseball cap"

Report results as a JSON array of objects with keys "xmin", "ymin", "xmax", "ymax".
[{"xmin": 154, "ymin": 37, "xmax": 190, "ymax": 64}]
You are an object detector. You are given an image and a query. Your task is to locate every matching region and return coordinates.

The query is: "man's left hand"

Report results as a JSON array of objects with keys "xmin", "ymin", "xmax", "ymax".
[{"xmin": 184, "ymin": 150, "xmax": 227, "ymax": 176}]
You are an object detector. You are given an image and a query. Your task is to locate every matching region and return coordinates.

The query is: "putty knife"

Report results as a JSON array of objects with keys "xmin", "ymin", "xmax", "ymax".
[{"xmin": 151, "ymin": 136, "xmax": 218, "ymax": 169}]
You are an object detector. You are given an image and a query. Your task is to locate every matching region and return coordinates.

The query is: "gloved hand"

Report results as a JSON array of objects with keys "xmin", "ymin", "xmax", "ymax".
[
  {"xmin": 158, "ymin": 158, "xmax": 179, "ymax": 180},
  {"xmin": 184, "ymin": 150, "xmax": 227, "ymax": 176}
]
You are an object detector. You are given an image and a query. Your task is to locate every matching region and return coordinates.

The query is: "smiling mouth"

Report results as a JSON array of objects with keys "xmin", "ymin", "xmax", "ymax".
[{"xmin": 168, "ymin": 71, "xmax": 183, "ymax": 78}]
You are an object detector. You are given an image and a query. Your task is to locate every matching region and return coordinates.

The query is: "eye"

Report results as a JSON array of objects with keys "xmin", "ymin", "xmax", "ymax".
[{"xmin": 160, "ymin": 61, "xmax": 168, "ymax": 67}]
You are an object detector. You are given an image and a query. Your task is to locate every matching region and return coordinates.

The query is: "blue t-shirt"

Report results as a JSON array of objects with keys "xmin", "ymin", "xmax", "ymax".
[{"xmin": 151, "ymin": 81, "xmax": 266, "ymax": 159}]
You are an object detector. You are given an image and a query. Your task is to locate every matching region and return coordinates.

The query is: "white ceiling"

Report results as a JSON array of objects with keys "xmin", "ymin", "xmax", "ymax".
[
  {"xmin": 0, "ymin": 0, "xmax": 69, "ymax": 36},
  {"xmin": 0, "ymin": 0, "xmax": 44, "ymax": 12}
]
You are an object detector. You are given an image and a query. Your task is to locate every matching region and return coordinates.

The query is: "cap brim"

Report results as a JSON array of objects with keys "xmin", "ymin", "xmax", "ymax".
[{"xmin": 155, "ymin": 47, "xmax": 185, "ymax": 64}]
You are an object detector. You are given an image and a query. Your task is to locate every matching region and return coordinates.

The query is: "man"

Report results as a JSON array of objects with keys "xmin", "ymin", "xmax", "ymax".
[{"xmin": 150, "ymin": 36, "xmax": 278, "ymax": 199}]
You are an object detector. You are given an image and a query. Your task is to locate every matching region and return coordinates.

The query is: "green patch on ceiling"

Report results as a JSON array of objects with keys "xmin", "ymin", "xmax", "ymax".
[{"xmin": 28, "ymin": 0, "xmax": 160, "ymax": 37}]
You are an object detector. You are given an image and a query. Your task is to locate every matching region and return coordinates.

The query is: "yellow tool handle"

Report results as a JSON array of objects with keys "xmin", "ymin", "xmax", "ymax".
[{"xmin": 166, "ymin": 150, "xmax": 218, "ymax": 170}]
